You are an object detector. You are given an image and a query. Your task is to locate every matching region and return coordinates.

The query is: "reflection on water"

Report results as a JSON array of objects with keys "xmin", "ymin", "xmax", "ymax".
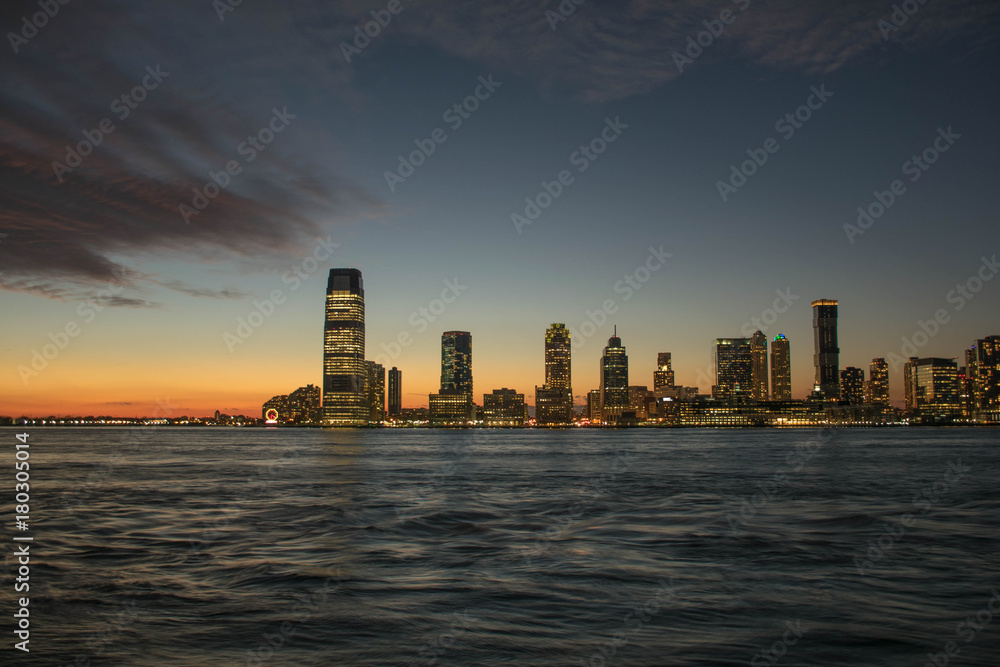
[{"xmin": 3, "ymin": 427, "xmax": 999, "ymax": 666}]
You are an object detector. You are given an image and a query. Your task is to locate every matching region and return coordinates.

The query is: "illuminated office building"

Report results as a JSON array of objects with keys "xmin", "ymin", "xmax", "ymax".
[
  {"xmin": 903, "ymin": 357, "xmax": 919, "ymax": 411},
  {"xmin": 967, "ymin": 336, "xmax": 1000, "ymax": 419},
  {"xmin": 483, "ymin": 389, "xmax": 526, "ymax": 427},
  {"xmin": 536, "ymin": 324, "xmax": 573, "ymax": 425},
  {"xmin": 366, "ymin": 361, "xmax": 385, "ymax": 424},
  {"xmin": 750, "ymin": 330, "xmax": 769, "ymax": 400},
  {"xmin": 840, "ymin": 367, "xmax": 864, "ymax": 405},
  {"xmin": 388, "ymin": 367, "xmax": 402, "ymax": 418},
  {"xmin": 771, "ymin": 334, "xmax": 791, "ymax": 401},
  {"xmin": 430, "ymin": 331, "xmax": 474, "ymax": 424},
  {"xmin": 868, "ymin": 358, "xmax": 889, "ymax": 405},
  {"xmin": 653, "ymin": 353, "xmax": 675, "ymax": 390},
  {"xmin": 812, "ymin": 299, "xmax": 840, "ymax": 400},
  {"xmin": 911, "ymin": 358, "xmax": 960, "ymax": 417},
  {"xmin": 599, "ymin": 328, "xmax": 629, "ymax": 423},
  {"xmin": 323, "ymin": 268, "xmax": 368, "ymax": 426},
  {"xmin": 714, "ymin": 338, "xmax": 751, "ymax": 400}
]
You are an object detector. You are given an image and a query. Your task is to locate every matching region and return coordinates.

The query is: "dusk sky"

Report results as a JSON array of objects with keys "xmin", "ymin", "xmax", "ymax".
[{"xmin": 2, "ymin": 0, "xmax": 999, "ymax": 416}]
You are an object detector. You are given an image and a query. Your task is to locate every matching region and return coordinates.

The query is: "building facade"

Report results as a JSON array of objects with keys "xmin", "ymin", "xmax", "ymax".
[
  {"xmin": 366, "ymin": 361, "xmax": 385, "ymax": 424},
  {"xmin": 812, "ymin": 299, "xmax": 840, "ymax": 400},
  {"xmin": 771, "ymin": 334, "xmax": 792, "ymax": 401},
  {"xmin": 967, "ymin": 336, "xmax": 1000, "ymax": 420},
  {"xmin": 483, "ymin": 389, "xmax": 525, "ymax": 426},
  {"xmin": 323, "ymin": 268, "xmax": 368, "ymax": 426},
  {"xmin": 599, "ymin": 329, "xmax": 629, "ymax": 423},
  {"xmin": 387, "ymin": 367, "xmax": 402, "ymax": 418},
  {"xmin": 430, "ymin": 331, "xmax": 474, "ymax": 425},
  {"xmin": 536, "ymin": 324, "xmax": 573, "ymax": 424},
  {"xmin": 714, "ymin": 338, "xmax": 751, "ymax": 400},
  {"xmin": 840, "ymin": 367, "xmax": 864, "ymax": 405},
  {"xmin": 867, "ymin": 358, "xmax": 889, "ymax": 405},
  {"xmin": 750, "ymin": 330, "xmax": 769, "ymax": 400},
  {"xmin": 911, "ymin": 357, "xmax": 960, "ymax": 417},
  {"xmin": 653, "ymin": 352, "xmax": 675, "ymax": 390}
]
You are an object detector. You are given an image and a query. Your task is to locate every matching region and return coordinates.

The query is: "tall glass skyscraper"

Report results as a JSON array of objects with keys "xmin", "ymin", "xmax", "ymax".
[
  {"xmin": 750, "ymin": 330, "xmax": 769, "ymax": 400},
  {"xmin": 366, "ymin": 360, "xmax": 385, "ymax": 424},
  {"xmin": 599, "ymin": 328, "xmax": 629, "ymax": 423},
  {"xmin": 868, "ymin": 358, "xmax": 889, "ymax": 405},
  {"xmin": 653, "ymin": 352, "xmax": 675, "ymax": 390},
  {"xmin": 771, "ymin": 334, "xmax": 791, "ymax": 400},
  {"xmin": 812, "ymin": 299, "xmax": 840, "ymax": 399},
  {"xmin": 440, "ymin": 331, "xmax": 473, "ymax": 395},
  {"xmin": 323, "ymin": 268, "xmax": 368, "ymax": 426},
  {"xmin": 714, "ymin": 338, "xmax": 751, "ymax": 400},
  {"xmin": 536, "ymin": 323, "xmax": 573, "ymax": 425},
  {"xmin": 388, "ymin": 367, "xmax": 402, "ymax": 418}
]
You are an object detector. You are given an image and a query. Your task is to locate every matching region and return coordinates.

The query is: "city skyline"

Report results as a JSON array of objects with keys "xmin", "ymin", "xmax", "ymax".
[{"xmin": 2, "ymin": 2, "xmax": 999, "ymax": 418}]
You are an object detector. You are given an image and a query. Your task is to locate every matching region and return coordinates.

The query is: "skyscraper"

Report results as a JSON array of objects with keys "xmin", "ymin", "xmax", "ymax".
[
  {"xmin": 429, "ymin": 331, "xmax": 474, "ymax": 424},
  {"xmin": 911, "ymin": 358, "xmax": 960, "ymax": 417},
  {"xmin": 967, "ymin": 336, "xmax": 1000, "ymax": 419},
  {"xmin": 903, "ymin": 357, "xmax": 919, "ymax": 411},
  {"xmin": 840, "ymin": 367, "xmax": 864, "ymax": 405},
  {"xmin": 713, "ymin": 338, "xmax": 751, "ymax": 400},
  {"xmin": 536, "ymin": 324, "xmax": 573, "ymax": 425},
  {"xmin": 388, "ymin": 367, "xmax": 402, "ymax": 418},
  {"xmin": 812, "ymin": 299, "xmax": 840, "ymax": 399},
  {"xmin": 653, "ymin": 352, "xmax": 675, "ymax": 390},
  {"xmin": 868, "ymin": 358, "xmax": 889, "ymax": 405},
  {"xmin": 366, "ymin": 361, "xmax": 385, "ymax": 424},
  {"xmin": 323, "ymin": 268, "xmax": 368, "ymax": 426},
  {"xmin": 440, "ymin": 331, "xmax": 473, "ymax": 395},
  {"xmin": 771, "ymin": 334, "xmax": 791, "ymax": 401},
  {"xmin": 750, "ymin": 330, "xmax": 769, "ymax": 400},
  {"xmin": 599, "ymin": 327, "xmax": 629, "ymax": 423}
]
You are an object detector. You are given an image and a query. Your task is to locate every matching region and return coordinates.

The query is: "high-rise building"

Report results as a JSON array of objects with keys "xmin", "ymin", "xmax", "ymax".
[
  {"xmin": 911, "ymin": 358, "xmax": 960, "ymax": 417},
  {"xmin": 536, "ymin": 324, "xmax": 573, "ymax": 425},
  {"xmin": 388, "ymin": 367, "xmax": 402, "ymax": 418},
  {"xmin": 587, "ymin": 389, "xmax": 601, "ymax": 421},
  {"xmin": 750, "ymin": 330, "xmax": 769, "ymax": 400},
  {"xmin": 967, "ymin": 336, "xmax": 1000, "ymax": 419},
  {"xmin": 868, "ymin": 358, "xmax": 889, "ymax": 405},
  {"xmin": 430, "ymin": 331, "xmax": 474, "ymax": 424},
  {"xmin": 288, "ymin": 384, "xmax": 321, "ymax": 423},
  {"xmin": 903, "ymin": 357, "xmax": 919, "ymax": 411},
  {"xmin": 483, "ymin": 389, "xmax": 525, "ymax": 427},
  {"xmin": 628, "ymin": 385, "xmax": 653, "ymax": 420},
  {"xmin": 366, "ymin": 361, "xmax": 385, "ymax": 424},
  {"xmin": 653, "ymin": 352, "xmax": 675, "ymax": 390},
  {"xmin": 262, "ymin": 394, "xmax": 289, "ymax": 422},
  {"xmin": 599, "ymin": 328, "xmax": 629, "ymax": 423},
  {"xmin": 812, "ymin": 299, "xmax": 840, "ymax": 400},
  {"xmin": 713, "ymin": 338, "xmax": 751, "ymax": 400},
  {"xmin": 440, "ymin": 331, "xmax": 473, "ymax": 395},
  {"xmin": 770, "ymin": 334, "xmax": 791, "ymax": 401},
  {"xmin": 840, "ymin": 367, "xmax": 864, "ymax": 405},
  {"xmin": 323, "ymin": 268, "xmax": 368, "ymax": 426}
]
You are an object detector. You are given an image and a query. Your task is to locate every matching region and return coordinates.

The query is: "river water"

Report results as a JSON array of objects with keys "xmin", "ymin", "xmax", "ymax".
[{"xmin": 2, "ymin": 426, "xmax": 998, "ymax": 666}]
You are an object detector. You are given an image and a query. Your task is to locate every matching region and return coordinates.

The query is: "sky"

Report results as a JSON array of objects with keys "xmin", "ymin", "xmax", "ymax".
[{"xmin": 2, "ymin": 0, "xmax": 999, "ymax": 417}]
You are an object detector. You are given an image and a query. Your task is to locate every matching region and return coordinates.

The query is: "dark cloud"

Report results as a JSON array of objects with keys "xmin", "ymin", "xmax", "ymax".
[{"xmin": 1, "ymin": 0, "xmax": 995, "ymax": 305}]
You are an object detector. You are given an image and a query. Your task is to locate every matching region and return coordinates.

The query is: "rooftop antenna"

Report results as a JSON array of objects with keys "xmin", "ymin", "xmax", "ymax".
[{"xmin": 614, "ymin": 324, "xmax": 617, "ymax": 337}]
